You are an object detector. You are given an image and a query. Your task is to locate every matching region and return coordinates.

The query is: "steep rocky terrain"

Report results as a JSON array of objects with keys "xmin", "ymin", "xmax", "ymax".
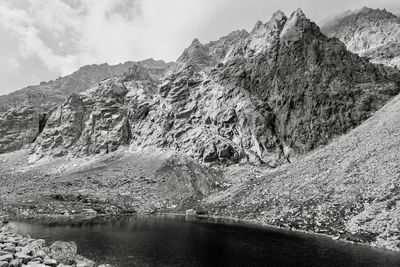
[
  {"xmin": 0, "ymin": 59, "xmax": 171, "ymax": 154},
  {"xmin": 205, "ymin": 90, "xmax": 400, "ymax": 251},
  {"xmin": 322, "ymin": 7, "xmax": 400, "ymax": 68},
  {"xmin": 29, "ymin": 9, "xmax": 400, "ymax": 167}
]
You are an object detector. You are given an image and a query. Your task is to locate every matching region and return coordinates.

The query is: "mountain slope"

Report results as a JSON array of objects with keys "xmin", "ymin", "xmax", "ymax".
[
  {"xmin": 206, "ymin": 90, "xmax": 400, "ymax": 251},
  {"xmin": 0, "ymin": 58, "xmax": 170, "ymax": 113},
  {"xmin": 322, "ymin": 7, "xmax": 400, "ymax": 68},
  {"xmin": 29, "ymin": 9, "xmax": 400, "ymax": 168},
  {"xmin": 0, "ymin": 59, "xmax": 171, "ymax": 154}
]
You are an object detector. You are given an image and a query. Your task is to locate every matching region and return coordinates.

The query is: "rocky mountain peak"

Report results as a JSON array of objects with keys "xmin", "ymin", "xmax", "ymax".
[
  {"xmin": 357, "ymin": 6, "xmax": 398, "ymax": 20},
  {"xmin": 191, "ymin": 38, "xmax": 201, "ymax": 45},
  {"xmin": 292, "ymin": 8, "xmax": 306, "ymax": 19},
  {"xmin": 271, "ymin": 10, "xmax": 287, "ymax": 22},
  {"xmin": 175, "ymin": 38, "xmax": 213, "ymax": 71},
  {"xmin": 322, "ymin": 7, "xmax": 400, "ymax": 68},
  {"xmin": 280, "ymin": 8, "xmax": 320, "ymax": 40},
  {"xmin": 122, "ymin": 64, "xmax": 154, "ymax": 82}
]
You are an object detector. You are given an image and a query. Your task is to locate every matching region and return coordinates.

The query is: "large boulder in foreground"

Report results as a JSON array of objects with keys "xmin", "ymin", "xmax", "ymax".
[{"xmin": 48, "ymin": 241, "xmax": 77, "ymax": 265}]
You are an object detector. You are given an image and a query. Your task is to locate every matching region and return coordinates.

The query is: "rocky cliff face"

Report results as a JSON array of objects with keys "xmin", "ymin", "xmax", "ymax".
[
  {"xmin": 0, "ymin": 106, "xmax": 46, "ymax": 154},
  {"xmin": 0, "ymin": 59, "xmax": 171, "ymax": 154},
  {"xmin": 322, "ymin": 7, "xmax": 400, "ymax": 68},
  {"xmin": 28, "ymin": 9, "xmax": 400, "ymax": 166}
]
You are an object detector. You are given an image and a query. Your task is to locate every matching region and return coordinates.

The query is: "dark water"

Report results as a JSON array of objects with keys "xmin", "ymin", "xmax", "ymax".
[{"xmin": 9, "ymin": 215, "xmax": 400, "ymax": 267}]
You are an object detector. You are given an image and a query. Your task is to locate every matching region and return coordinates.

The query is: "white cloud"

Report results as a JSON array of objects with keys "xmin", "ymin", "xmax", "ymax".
[
  {"xmin": 0, "ymin": 0, "xmax": 399, "ymax": 83},
  {"xmin": 0, "ymin": 0, "xmax": 234, "ymax": 77},
  {"xmin": 0, "ymin": 1, "xmax": 79, "ymax": 75}
]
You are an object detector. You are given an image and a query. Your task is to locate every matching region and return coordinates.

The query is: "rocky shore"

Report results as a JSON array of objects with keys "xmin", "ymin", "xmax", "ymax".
[{"xmin": 0, "ymin": 223, "xmax": 109, "ymax": 267}]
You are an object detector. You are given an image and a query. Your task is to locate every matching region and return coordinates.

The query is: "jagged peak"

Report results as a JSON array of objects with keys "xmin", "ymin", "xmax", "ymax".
[
  {"xmin": 251, "ymin": 20, "xmax": 263, "ymax": 33},
  {"xmin": 291, "ymin": 8, "xmax": 306, "ymax": 20},
  {"xmin": 251, "ymin": 11, "xmax": 287, "ymax": 34},
  {"xmin": 271, "ymin": 10, "xmax": 287, "ymax": 22},
  {"xmin": 191, "ymin": 38, "xmax": 202, "ymax": 46},
  {"xmin": 279, "ymin": 8, "xmax": 317, "ymax": 39},
  {"xmin": 355, "ymin": 6, "xmax": 397, "ymax": 19}
]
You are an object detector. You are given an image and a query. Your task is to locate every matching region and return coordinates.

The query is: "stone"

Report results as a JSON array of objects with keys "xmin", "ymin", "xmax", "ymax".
[
  {"xmin": 2, "ymin": 246, "xmax": 16, "ymax": 254},
  {"xmin": 25, "ymin": 263, "xmax": 46, "ymax": 267},
  {"xmin": 15, "ymin": 252, "xmax": 31, "ymax": 264},
  {"xmin": 0, "ymin": 253, "xmax": 13, "ymax": 262},
  {"xmin": 81, "ymin": 209, "xmax": 97, "ymax": 216},
  {"xmin": 42, "ymin": 258, "xmax": 57, "ymax": 267},
  {"xmin": 48, "ymin": 241, "xmax": 77, "ymax": 265},
  {"xmin": 9, "ymin": 258, "xmax": 22, "ymax": 267},
  {"xmin": 75, "ymin": 255, "xmax": 95, "ymax": 267},
  {"xmin": 185, "ymin": 209, "xmax": 196, "ymax": 216},
  {"xmin": 32, "ymin": 250, "xmax": 46, "ymax": 259},
  {"xmin": 22, "ymin": 239, "xmax": 45, "ymax": 257}
]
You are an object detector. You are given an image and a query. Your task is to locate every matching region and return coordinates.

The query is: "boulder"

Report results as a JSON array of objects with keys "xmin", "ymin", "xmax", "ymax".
[
  {"xmin": 185, "ymin": 209, "xmax": 196, "ymax": 216},
  {"xmin": 48, "ymin": 241, "xmax": 77, "ymax": 265},
  {"xmin": 75, "ymin": 255, "xmax": 95, "ymax": 267},
  {"xmin": 9, "ymin": 258, "xmax": 22, "ymax": 267},
  {"xmin": 15, "ymin": 252, "xmax": 31, "ymax": 264},
  {"xmin": 42, "ymin": 257, "xmax": 57, "ymax": 267},
  {"xmin": 0, "ymin": 253, "xmax": 13, "ymax": 262}
]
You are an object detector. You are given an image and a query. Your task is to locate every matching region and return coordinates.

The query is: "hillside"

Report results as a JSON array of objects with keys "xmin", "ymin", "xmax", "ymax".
[
  {"xmin": 205, "ymin": 90, "xmax": 400, "ymax": 251},
  {"xmin": 322, "ymin": 7, "xmax": 400, "ymax": 68}
]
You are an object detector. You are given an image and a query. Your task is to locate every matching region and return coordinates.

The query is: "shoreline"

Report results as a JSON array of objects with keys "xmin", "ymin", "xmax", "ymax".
[
  {"xmin": 0, "ymin": 222, "xmax": 108, "ymax": 267},
  {"xmin": 5, "ymin": 211, "xmax": 400, "ymax": 254},
  {"xmin": 161, "ymin": 212, "xmax": 400, "ymax": 253}
]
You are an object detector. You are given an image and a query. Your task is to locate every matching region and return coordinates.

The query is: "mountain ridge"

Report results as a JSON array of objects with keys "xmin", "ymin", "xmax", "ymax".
[
  {"xmin": 25, "ymin": 9, "xmax": 400, "ymax": 168},
  {"xmin": 322, "ymin": 7, "xmax": 400, "ymax": 68},
  {"xmin": 0, "ymin": 58, "xmax": 172, "ymax": 113}
]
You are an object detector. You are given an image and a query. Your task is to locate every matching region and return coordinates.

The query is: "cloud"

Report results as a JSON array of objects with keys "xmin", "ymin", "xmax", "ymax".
[
  {"xmin": 0, "ymin": 1, "xmax": 79, "ymax": 75},
  {"xmin": 0, "ymin": 0, "xmax": 399, "ymax": 82}
]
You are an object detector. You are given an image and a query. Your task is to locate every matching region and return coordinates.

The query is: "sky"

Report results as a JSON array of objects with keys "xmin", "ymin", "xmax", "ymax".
[{"xmin": 0, "ymin": 0, "xmax": 399, "ymax": 95}]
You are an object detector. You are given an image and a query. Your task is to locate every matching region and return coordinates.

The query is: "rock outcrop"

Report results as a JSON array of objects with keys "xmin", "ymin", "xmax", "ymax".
[
  {"xmin": 322, "ymin": 7, "xmax": 400, "ymax": 68},
  {"xmin": 0, "ymin": 106, "xmax": 46, "ymax": 154},
  {"xmin": 28, "ymin": 9, "xmax": 400, "ymax": 166},
  {"xmin": 0, "ymin": 59, "xmax": 171, "ymax": 154}
]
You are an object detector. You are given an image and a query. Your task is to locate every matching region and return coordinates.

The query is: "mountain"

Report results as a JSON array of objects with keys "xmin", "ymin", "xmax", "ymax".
[
  {"xmin": 205, "ymin": 90, "xmax": 400, "ymax": 251},
  {"xmin": 2, "ymin": 8, "xmax": 400, "ymax": 252},
  {"xmin": 0, "ymin": 58, "xmax": 171, "ymax": 113},
  {"xmin": 322, "ymin": 7, "xmax": 400, "ymax": 68},
  {"xmin": 0, "ymin": 59, "xmax": 171, "ymax": 154},
  {"xmin": 28, "ymin": 9, "xmax": 400, "ymax": 167}
]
